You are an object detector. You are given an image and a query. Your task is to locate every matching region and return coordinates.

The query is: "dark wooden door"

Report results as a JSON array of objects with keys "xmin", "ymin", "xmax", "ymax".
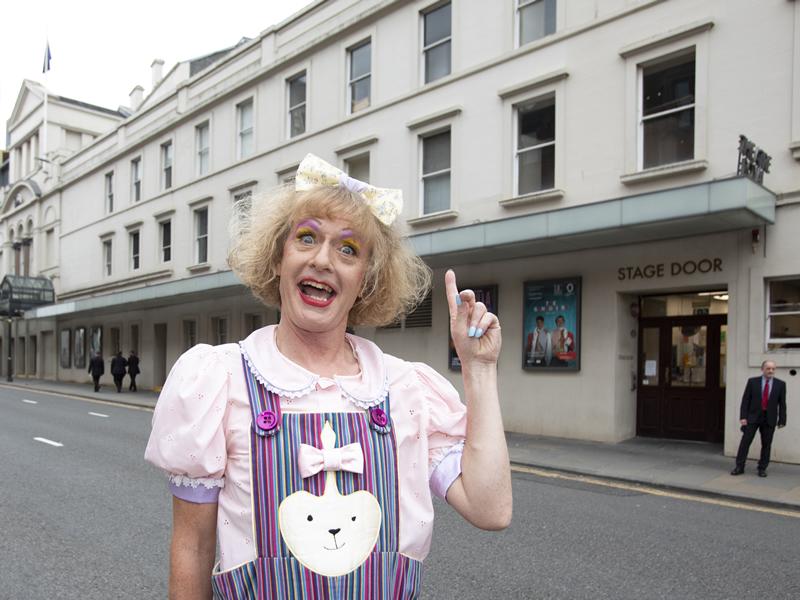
[{"xmin": 637, "ymin": 315, "xmax": 726, "ymax": 443}]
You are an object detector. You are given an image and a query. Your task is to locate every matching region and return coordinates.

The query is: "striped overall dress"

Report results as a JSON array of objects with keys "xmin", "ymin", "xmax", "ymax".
[{"xmin": 212, "ymin": 354, "xmax": 423, "ymax": 599}]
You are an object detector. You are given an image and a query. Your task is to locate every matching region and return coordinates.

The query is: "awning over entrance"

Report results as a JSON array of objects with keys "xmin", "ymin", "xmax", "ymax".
[
  {"xmin": 411, "ymin": 176, "xmax": 775, "ymax": 267},
  {"xmin": 0, "ymin": 275, "xmax": 55, "ymax": 316},
  {"xmin": 25, "ymin": 270, "xmax": 243, "ymax": 320}
]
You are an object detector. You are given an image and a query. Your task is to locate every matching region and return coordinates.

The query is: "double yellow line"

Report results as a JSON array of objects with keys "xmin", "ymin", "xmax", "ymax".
[{"xmin": 511, "ymin": 463, "xmax": 800, "ymax": 519}]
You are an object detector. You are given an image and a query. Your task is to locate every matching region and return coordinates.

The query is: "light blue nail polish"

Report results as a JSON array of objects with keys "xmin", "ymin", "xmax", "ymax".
[
  {"xmin": 468, "ymin": 326, "xmax": 476, "ymax": 337},
  {"xmin": 455, "ymin": 294, "xmax": 462, "ymax": 306},
  {"xmin": 475, "ymin": 328, "xmax": 484, "ymax": 338}
]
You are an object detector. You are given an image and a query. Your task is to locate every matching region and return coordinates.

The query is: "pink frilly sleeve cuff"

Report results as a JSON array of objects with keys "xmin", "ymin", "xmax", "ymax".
[{"xmin": 168, "ymin": 474, "xmax": 224, "ymax": 504}]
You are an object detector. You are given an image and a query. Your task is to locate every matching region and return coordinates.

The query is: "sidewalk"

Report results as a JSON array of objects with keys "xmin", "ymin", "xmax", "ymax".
[
  {"xmin": 507, "ymin": 431, "xmax": 800, "ymax": 510},
  {"xmin": 0, "ymin": 377, "xmax": 158, "ymax": 410},
  {"xmin": 3, "ymin": 378, "xmax": 798, "ymax": 510}
]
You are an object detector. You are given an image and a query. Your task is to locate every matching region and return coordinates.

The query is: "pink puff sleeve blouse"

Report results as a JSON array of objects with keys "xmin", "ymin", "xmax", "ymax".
[{"xmin": 144, "ymin": 325, "xmax": 467, "ymax": 571}]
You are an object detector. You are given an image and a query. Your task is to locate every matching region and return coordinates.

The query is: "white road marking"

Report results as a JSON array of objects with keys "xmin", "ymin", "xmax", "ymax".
[
  {"xmin": 22, "ymin": 399, "xmax": 38, "ymax": 404},
  {"xmin": 88, "ymin": 412, "xmax": 109, "ymax": 418},
  {"xmin": 34, "ymin": 437, "xmax": 63, "ymax": 447},
  {"xmin": 511, "ymin": 464, "xmax": 800, "ymax": 519},
  {"xmin": 0, "ymin": 383, "xmax": 154, "ymax": 412}
]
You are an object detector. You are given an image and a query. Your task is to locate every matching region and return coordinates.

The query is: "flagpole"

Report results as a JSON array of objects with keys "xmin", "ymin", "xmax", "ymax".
[{"xmin": 41, "ymin": 38, "xmax": 50, "ymax": 174}]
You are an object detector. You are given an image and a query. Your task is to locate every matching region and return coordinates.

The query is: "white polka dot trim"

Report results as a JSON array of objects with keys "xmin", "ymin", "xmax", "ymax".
[{"xmin": 168, "ymin": 474, "xmax": 225, "ymax": 489}]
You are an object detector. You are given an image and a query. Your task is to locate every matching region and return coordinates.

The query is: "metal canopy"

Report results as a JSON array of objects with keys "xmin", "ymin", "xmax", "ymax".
[
  {"xmin": 0, "ymin": 275, "xmax": 56, "ymax": 316},
  {"xmin": 410, "ymin": 176, "xmax": 776, "ymax": 267}
]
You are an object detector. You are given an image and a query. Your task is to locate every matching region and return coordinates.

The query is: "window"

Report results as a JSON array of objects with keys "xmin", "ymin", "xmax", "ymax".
[
  {"xmin": 131, "ymin": 157, "xmax": 142, "ymax": 202},
  {"xmin": 196, "ymin": 121, "xmax": 210, "ymax": 176},
  {"xmin": 194, "ymin": 207, "xmax": 208, "ymax": 264},
  {"xmin": 422, "ymin": 3, "xmax": 451, "ymax": 84},
  {"xmin": 130, "ymin": 324, "xmax": 140, "ymax": 354},
  {"xmin": 102, "ymin": 239, "xmax": 112, "ymax": 276},
  {"xmin": 104, "ymin": 172, "xmax": 114, "ymax": 213},
  {"xmin": 345, "ymin": 153, "xmax": 370, "ymax": 184},
  {"xmin": 45, "ymin": 228, "xmax": 55, "ymax": 267},
  {"xmin": 348, "ymin": 40, "xmax": 371, "ymax": 113},
  {"xmin": 160, "ymin": 220, "xmax": 172, "ymax": 263},
  {"xmin": 421, "ymin": 130, "xmax": 451, "ymax": 214},
  {"xmin": 641, "ymin": 50, "xmax": 695, "ymax": 169},
  {"xmin": 129, "ymin": 230, "xmax": 140, "ymax": 271},
  {"xmin": 516, "ymin": 95, "xmax": 555, "ymax": 194},
  {"xmin": 237, "ymin": 99, "xmax": 254, "ymax": 159},
  {"xmin": 211, "ymin": 317, "xmax": 228, "ymax": 345},
  {"xmin": 767, "ymin": 278, "xmax": 800, "ymax": 349},
  {"xmin": 517, "ymin": 0, "xmax": 556, "ymax": 46},
  {"xmin": 110, "ymin": 327, "xmax": 121, "ymax": 354},
  {"xmin": 161, "ymin": 141, "xmax": 173, "ymax": 189},
  {"xmin": 21, "ymin": 238, "xmax": 31, "ymax": 277},
  {"xmin": 182, "ymin": 320, "xmax": 197, "ymax": 350},
  {"xmin": 244, "ymin": 313, "xmax": 263, "ymax": 334},
  {"xmin": 288, "ymin": 72, "xmax": 307, "ymax": 137}
]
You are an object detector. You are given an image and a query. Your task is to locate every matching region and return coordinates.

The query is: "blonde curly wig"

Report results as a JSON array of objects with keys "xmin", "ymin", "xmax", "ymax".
[{"xmin": 228, "ymin": 184, "xmax": 431, "ymax": 327}]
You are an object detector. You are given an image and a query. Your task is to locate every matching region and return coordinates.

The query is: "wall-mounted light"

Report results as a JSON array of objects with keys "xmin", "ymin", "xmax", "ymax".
[{"xmin": 751, "ymin": 228, "xmax": 761, "ymax": 254}]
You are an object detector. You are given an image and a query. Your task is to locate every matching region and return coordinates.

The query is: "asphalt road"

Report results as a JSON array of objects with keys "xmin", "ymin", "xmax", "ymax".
[
  {"xmin": 2, "ymin": 386, "xmax": 799, "ymax": 599},
  {"xmin": 0, "ymin": 386, "xmax": 169, "ymax": 599}
]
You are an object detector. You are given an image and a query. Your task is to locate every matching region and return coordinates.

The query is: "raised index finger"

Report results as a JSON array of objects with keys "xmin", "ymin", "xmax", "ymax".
[{"xmin": 445, "ymin": 269, "xmax": 460, "ymax": 318}]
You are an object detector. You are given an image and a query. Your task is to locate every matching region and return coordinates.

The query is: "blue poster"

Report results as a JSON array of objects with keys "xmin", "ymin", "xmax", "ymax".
[{"xmin": 523, "ymin": 277, "xmax": 581, "ymax": 370}]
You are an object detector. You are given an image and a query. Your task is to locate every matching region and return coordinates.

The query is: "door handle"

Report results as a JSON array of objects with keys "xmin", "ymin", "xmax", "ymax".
[{"xmin": 664, "ymin": 366, "xmax": 670, "ymax": 386}]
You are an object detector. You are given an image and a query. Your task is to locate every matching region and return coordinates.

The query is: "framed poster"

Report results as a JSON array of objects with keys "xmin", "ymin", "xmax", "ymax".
[
  {"xmin": 74, "ymin": 327, "xmax": 86, "ymax": 368},
  {"xmin": 449, "ymin": 284, "xmax": 499, "ymax": 371},
  {"xmin": 59, "ymin": 330, "xmax": 71, "ymax": 369},
  {"xmin": 90, "ymin": 326, "xmax": 103, "ymax": 357},
  {"xmin": 523, "ymin": 277, "xmax": 581, "ymax": 371}
]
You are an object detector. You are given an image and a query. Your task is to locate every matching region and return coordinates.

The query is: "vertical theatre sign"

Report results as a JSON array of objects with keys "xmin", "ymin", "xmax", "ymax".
[{"xmin": 737, "ymin": 134, "xmax": 771, "ymax": 184}]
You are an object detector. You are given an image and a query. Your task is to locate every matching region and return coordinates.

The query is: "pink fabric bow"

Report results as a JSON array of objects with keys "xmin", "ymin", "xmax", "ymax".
[{"xmin": 297, "ymin": 441, "xmax": 364, "ymax": 479}]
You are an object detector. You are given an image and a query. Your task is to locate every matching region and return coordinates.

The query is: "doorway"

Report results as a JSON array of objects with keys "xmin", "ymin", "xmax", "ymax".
[{"xmin": 636, "ymin": 291, "xmax": 728, "ymax": 443}]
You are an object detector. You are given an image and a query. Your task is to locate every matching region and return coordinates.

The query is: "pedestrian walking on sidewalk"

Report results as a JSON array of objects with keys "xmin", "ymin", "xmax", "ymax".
[
  {"xmin": 127, "ymin": 350, "xmax": 140, "ymax": 391},
  {"xmin": 110, "ymin": 351, "xmax": 128, "ymax": 393},
  {"xmin": 87, "ymin": 352, "xmax": 104, "ymax": 392},
  {"xmin": 731, "ymin": 360, "xmax": 787, "ymax": 477},
  {"xmin": 145, "ymin": 153, "xmax": 512, "ymax": 599}
]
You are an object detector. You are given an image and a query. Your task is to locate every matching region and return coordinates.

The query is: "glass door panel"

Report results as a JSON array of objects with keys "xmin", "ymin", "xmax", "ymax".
[
  {"xmin": 720, "ymin": 324, "xmax": 727, "ymax": 388},
  {"xmin": 671, "ymin": 325, "xmax": 707, "ymax": 387},
  {"xmin": 640, "ymin": 327, "xmax": 660, "ymax": 386}
]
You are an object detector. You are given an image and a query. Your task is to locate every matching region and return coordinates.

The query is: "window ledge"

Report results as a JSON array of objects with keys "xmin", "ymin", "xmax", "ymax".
[
  {"xmin": 407, "ymin": 209, "xmax": 459, "ymax": 227},
  {"xmin": 619, "ymin": 19, "xmax": 714, "ymax": 58},
  {"xmin": 406, "ymin": 106, "xmax": 462, "ymax": 131},
  {"xmin": 499, "ymin": 188, "xmax": 565, "ymax": 208},
  {"xmin": 187, "ymin": 262, "xmax": 212, "ymax": 273},
  {"xmin": 790, "ymin": 141, "xmax": 800, "ymax": 160},
  {"xmin": 620, "ymin": 159, "xmax": 708, "ymax": 185}
]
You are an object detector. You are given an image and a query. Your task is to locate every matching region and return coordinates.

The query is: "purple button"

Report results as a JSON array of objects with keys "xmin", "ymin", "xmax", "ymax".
[
  {"xmin": 256, "ymin": 410, "xmax": 277, "ymax": 431},
  {"xmin": 369, "ymin": 407, "xmax": 388, "ymax": 427}
]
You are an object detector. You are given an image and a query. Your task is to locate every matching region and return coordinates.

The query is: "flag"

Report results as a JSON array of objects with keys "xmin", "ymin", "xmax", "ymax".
[{"xmin": 42, "ymin": 41, "xmax": 52, "ymax": 73}]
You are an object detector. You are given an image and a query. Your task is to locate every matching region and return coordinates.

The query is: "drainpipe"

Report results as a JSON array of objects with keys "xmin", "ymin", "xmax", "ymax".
[{"xmin": 6, "ymin": 317, "xmax": 12, "ymax": 382}]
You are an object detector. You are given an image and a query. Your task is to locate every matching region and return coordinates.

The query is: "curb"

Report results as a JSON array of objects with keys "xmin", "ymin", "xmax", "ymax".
[
  {"xmin": 511, "ymin": 461, "xmax": 800, "ymax": 514},
  {"xmin": 0, "ymin": 382, "xmax": 157, "ymax": 411}
]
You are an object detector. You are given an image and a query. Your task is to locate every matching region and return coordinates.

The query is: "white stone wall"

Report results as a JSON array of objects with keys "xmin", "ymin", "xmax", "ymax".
[{"xmin": 2, "ymin": 0, "xmax": 800, "ymax": 459}]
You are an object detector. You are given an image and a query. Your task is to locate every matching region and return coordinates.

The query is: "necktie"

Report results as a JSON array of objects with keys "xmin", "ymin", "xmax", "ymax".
[{"xmin": 762, "ymin": 380, "xmax": 770, "ymax": 411}]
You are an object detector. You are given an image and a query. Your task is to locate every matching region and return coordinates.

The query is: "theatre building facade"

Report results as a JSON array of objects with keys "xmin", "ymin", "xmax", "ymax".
[{"xmin": 3, "ymin": 0, "xmax": 800, "ymax": 463}]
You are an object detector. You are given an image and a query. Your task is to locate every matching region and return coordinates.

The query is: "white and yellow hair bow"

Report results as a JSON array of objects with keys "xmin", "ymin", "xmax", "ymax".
[{"xmin": 294, "ymin": 153, "xmax": 403, "ymax": 226}]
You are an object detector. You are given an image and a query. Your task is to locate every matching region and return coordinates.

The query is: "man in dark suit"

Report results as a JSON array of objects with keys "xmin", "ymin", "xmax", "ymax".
[
  {"xmin": 127, "ymin": 350, "xmax": 140, "ymax": 392},
  {"xmin": 87, "ymin": 352, "xmax": 105, "ymax": 392},
  {"xmin": 731, "ymin": 360, "xmax": 787, "ymax": 477}
]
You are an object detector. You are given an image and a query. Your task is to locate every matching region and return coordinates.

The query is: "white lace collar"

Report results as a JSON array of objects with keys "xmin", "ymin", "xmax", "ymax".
[{"xmin": 239, "ymin": 325, "xmax": 389, "ymax": 409}]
